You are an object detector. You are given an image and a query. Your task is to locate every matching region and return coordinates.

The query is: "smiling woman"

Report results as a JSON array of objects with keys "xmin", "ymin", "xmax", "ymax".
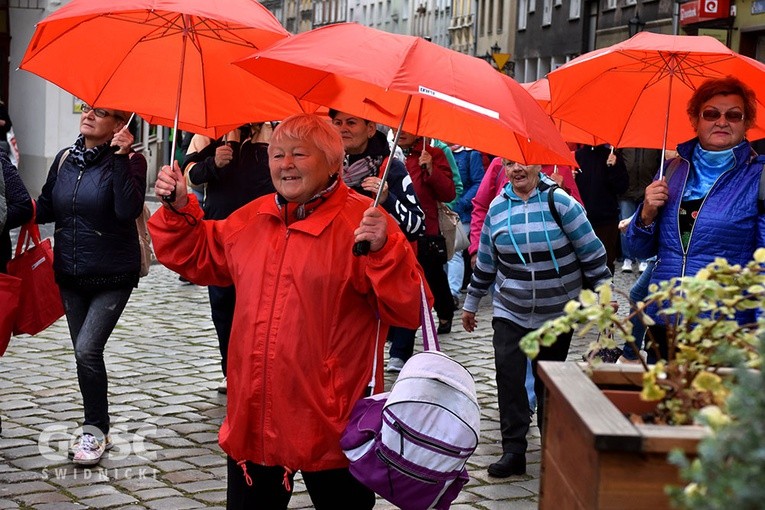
[
  {"xmin": 267, "ymin": 115, "xmax": 344, "ymax": 207},
  {"xmin": 626, "ymin": 76, "xmax": 765, "ymax": 362},
  {"xmin": 148, "ymin": 113, "xmax": 425, "ymax": 509}
]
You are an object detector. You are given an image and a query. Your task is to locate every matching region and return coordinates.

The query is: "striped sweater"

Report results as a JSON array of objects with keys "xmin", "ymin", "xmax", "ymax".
[{"xmin": 463, "ymin": 175, "xmax": 611, "ymax": 329}]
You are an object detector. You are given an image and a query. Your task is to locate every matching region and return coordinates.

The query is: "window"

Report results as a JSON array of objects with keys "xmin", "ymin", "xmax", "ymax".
[
  {"xmin": 497, "ymin": 0, "xmax": 504, "ymax": 33},
  {"xmin": 569, "ymin": 0, "xmax": 581, "ymax": 19},
  {"xmin": 543, "ymin": 0, "xmax": 552, "ymax": 25},
  {"xmin": 488, "ymin": 0, "xmax": 494, "ymax": 34},
  {"xmin": 604, "ymin": 0, "xmax": 616, "ymax": 10},
  {"xmin": 479, "ymin": 0, "xmax": 486, "ymax": 35},
  {"xmin": 528, "ymin": 0, "xmax": 536, "ymax": 14},
  {"xmin": 518, "ymin": 0, "xmax": 528, "ymax": 29}
]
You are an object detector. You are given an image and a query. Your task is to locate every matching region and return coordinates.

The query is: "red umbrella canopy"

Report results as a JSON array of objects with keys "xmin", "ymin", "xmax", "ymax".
[
  {"xmin": 520, "ymin": 79, "xmax": 607, "ymax": 146},
  {"xmin": 20, "ymin": 0, "xmax": 314, "ymax": 137},
  {"xmin": 547, "ymin": 32, "xmax": 765, "ymax": 150},
  {"xmin": 235, "ymin": 23, "xmax": 575, "ymax": 165}
]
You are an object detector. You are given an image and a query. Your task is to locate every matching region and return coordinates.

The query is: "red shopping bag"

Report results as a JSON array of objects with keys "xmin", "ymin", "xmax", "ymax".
[
  {"xmin": 0, "ymin": 272, "xmax": 22, "ymax": 355},
  {"xmin": 7, "ymin": 218, "xmax": 65, "ymax": 336}
]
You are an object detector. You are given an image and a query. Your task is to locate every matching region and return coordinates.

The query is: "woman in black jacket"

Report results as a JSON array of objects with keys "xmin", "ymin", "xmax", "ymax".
[
  {"xmin": 1, "ymin": 150, "xmax": 33, "ymax": 272},
  {"xmin": 35, "ymin": 105, "xmax": 146, "ymax": 466}
]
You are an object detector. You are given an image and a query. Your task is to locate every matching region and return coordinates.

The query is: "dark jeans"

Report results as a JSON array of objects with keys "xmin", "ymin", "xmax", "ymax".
[
  {"xmin": 388, "ymin": 325, "xmax": 416, "ymax": 362},
  {"xmin": 492, "ymin": 317, "xmax": 573, "ymax": 454},
  {"xmin": 209, "ymin": 285, "xmax": 235, "ymax": 377},
  {"xmin": 227, "ymin": 458, "xmax": 374, "ymax": 510},
  {"xmin": 622, "ymin": 259, "xmax": 656, "ymax": 360},
  {"xmin": 593, "ymin": 222, "xmax": 620, "ymax": 276},
  {"xmin": 645, "ymin": 325, "xmax": 669, "ymax": 364},
  {"xmin": 61, "ymin": 286, "xmax": 133, "ymax": 437}
]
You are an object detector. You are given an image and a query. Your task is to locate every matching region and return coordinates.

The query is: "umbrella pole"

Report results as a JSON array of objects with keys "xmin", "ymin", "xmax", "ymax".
[
  {"xmin": 168, "ymin": 15, "xmax": 190, "ymax": 169},
  {"xmin": 373, "ymin": 95, "xmax": 412, "ymax": 208},
  {"xmin": 162, "ymin": 16, "xmax": 189, "ymax": 203},
  {"xmin": 353, "ymin": 95, "xmax": 412, "ymax": 256},
  {"xmin": 658, "ymin": 64, "xmax": 675, "ymax": 180}
]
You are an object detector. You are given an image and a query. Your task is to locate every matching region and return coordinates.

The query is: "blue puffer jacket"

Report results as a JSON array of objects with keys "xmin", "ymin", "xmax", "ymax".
[
  {"xmin": 36, "ymin": 147, "xmax": 147, "ymax": 283},
  {"xmin": 626, "ymin": 138, "xmax": 765, "ymax": 324}
]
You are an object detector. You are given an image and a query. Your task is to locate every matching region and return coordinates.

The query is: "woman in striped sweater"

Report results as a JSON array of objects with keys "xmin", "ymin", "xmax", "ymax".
[{"xmin": 462, "ymin": 160, "xmax": 611, "ymax": 478}]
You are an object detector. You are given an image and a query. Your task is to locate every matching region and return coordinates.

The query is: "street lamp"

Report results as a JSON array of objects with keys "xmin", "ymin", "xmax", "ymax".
[
  {"xmin": 490, "ymin": 42, "xmax": 501, "ymax": 55},
  {"xmin": 628, "ymin": 14, "xmax": 646, "ymax": 38}
]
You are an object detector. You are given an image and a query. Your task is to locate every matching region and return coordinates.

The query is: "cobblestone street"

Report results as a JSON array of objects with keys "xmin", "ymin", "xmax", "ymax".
[{"xmin": 0, "ymin": 204, "xmax": 639, "ymax": 509}]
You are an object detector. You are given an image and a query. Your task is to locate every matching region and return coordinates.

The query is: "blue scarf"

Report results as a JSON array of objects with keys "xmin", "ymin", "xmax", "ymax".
[{"xmin": 684, "ymin": 141, "xmax": 746, "ymax": 200}]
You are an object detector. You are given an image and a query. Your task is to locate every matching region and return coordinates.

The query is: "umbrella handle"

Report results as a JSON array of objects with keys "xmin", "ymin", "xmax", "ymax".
[{"xmin": 353, "ymin": 240, "xmax": 371, "ymax": 256}]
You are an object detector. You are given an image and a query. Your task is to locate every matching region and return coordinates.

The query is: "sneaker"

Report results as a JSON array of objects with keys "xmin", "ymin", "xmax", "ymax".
[
  {"xmin": 617, "ymin": 350, "xmax": 648, "ymax": 364},
  {"xmin": 217, "ymin": 377, "xmax": 227, "ymax": 394},
  {"xmin": 638, "ymin": 261, "xmax": 648, "ymax": 273},
  {"xmin": 621, "ymin": 259, "xmax": 633, "ymax": 273},
  {"xmin": 69, "ymin": 434, "xmax": 112, "ymax": 459},
  {"xmin": 72, "ymin": 434, "xmax": 108, "ymax": 466},
  {"xmin": 386, "ymin": 357, "xmax": 405, "ymax": 373}
]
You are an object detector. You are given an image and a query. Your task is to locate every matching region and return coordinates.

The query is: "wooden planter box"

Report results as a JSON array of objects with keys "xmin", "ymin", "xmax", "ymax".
[{"xmin": 537, "ymin": 361, "xmax": 707, "ymax": 510}]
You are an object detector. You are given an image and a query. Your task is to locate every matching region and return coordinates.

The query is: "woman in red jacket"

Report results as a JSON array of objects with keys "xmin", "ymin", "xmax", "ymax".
[{"xmin": 150, "ymin": 114, "xmax": 424, "ymax": 509}]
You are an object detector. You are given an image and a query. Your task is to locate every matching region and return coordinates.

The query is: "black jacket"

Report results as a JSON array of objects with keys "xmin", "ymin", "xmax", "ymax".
[
  {"xmin": 574, "ymin": 145, "xmax": 629, "ymax": 227},
  {"xmin": 36, "ymin": 147, "xmax": 147, "ymax": 287},
  {"xmin": 185, "ymin": 132, "xmax": 274, "ymax": 220},
  {"xmin": 0, "ymin": 149, "xmax": 32, "ymax": 272}
]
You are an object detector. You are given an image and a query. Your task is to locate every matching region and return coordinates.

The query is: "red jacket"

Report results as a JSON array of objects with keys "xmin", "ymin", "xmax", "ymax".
[{"xmin": 148, "ymin": 183, "xmax": 424, "ymax": 472}]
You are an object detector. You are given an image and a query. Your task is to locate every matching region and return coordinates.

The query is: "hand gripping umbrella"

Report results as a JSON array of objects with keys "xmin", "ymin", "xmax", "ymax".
[{"xmin": 547, "ymin": 32, "xmax": 765, "ymax": 178}]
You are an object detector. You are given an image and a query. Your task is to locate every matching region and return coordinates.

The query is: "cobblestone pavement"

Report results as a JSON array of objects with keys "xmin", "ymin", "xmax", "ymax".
[{"xmin": 1, "ymin": 205, "xmax": 640, "ymax": 509}]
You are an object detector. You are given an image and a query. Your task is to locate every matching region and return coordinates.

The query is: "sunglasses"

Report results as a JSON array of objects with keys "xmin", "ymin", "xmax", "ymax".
[
  {"xmin": 700, "ymin": 109, "xmax": 745, "ymax": 123},
  {"xmin": 81, "ymin": 105, "xmax": 122, "ymax": 120}
]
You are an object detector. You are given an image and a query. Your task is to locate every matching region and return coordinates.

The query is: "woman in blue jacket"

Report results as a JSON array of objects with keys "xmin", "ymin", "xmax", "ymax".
[
  {"xmin": 627, "ymin": 76, "xmax": 765, "ymax": 361},
  {"xmin": 36, "ymin": 105, "xmax": 147, "ymax": 466}
]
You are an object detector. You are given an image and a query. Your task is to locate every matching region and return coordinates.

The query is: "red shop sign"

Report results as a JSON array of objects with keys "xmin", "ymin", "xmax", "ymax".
[{"xmin": 680, "ymin": 0, "xmax": 730, "ymax": 25}]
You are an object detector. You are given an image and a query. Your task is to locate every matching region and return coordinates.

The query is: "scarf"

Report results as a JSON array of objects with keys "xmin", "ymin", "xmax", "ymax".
[
  {"xmin": 69, "ymin": 134, "xmax": 111, "ymax": 169},
  {"xmin": 342, "ymin": 155, "xmax": 383, "ymax": 188},
  {"xmin": 684, "ymin": 141, "xmax": 745, "ymax": 200},
  {"xmin": 274, "ymin": 174, "xmax": 340, "ymax": 223}
]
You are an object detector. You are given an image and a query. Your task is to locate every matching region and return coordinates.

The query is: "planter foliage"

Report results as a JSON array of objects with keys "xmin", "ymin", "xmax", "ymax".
[{"xmin": 522, "ymin": 249, "xmax": 764, "ymax": 425}]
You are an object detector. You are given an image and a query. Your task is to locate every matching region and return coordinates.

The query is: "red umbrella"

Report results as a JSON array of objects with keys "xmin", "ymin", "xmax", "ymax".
[
  {"xmin": 520, "ymin": 79, "xmax": 607, "ymax": 146},
  {"xmin": 19, "ymin": 0, "xmax": 315, "ymax": 145},
  {"xmin": 234, "ymin": 23, "xmax": 575, "ymax": 167},
  {"xmin": 547, "ymin": 32, "xmax": 765, "ymax": 175}
]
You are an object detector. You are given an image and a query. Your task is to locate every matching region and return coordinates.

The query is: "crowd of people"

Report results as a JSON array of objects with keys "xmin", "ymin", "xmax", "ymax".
[{"xmin": 1, "ymin": 75, "xmax": 764, "ymax": 508}]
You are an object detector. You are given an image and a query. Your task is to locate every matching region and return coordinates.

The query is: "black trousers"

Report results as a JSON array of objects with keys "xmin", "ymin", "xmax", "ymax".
[
  {"xmin": 209, "ymin": 284, "xmax": 236, "ymax": 376},
  {"xmin": 492, "ymin": 317, "xmax": 573, "ymax": 454},
  {"xmin": 417, "ymin": 247, "xmax": 454, "ymax": 323},
  {"xmin": 227, "ymin": 458, "xmax": 375, "ymax": 510}
]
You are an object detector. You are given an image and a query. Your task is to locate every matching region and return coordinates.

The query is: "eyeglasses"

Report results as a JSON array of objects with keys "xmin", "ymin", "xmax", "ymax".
[
  {"xmin": 700, "ymin": 109, "xmax": 745, "ymax": 123},
  {"xmin": 81, "ymin": 105, "xmax": 120, "ymax": 120}
]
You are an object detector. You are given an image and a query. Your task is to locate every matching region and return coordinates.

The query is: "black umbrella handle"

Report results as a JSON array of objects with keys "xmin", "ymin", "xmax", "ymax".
[
  {"xmin": 353, "ymin": 240, "xmax": 371, "ymax": 257},
  {"xmin": 162, "ymin": 184, "xmax": 177, "ymax": 204}
]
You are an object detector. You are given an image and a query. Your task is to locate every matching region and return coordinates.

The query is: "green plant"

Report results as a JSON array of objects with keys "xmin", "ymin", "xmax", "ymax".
[
  {"xmin": 520, "ymin": 248, "xmax": 765, "ymax": 425},
  {"xmin": 667, "ymin": 333, "xmax": 765, "ymax": 509}
]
